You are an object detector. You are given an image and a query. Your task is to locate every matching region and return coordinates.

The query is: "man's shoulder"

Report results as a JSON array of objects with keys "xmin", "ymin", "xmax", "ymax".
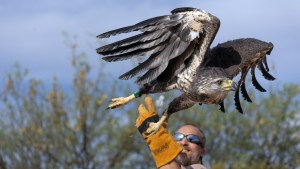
[{"xmin": 181, "ymin": 164, "xmax": 207, "ymax": 169}]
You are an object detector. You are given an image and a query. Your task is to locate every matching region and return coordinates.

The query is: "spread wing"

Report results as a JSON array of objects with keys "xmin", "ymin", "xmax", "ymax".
[
  {"xmin": 96, "ymin": 7, "xmax": 215, "ymax": 85},
  {"xmin": 204, "ymin": 38, "xmax": 275, "ymax": 113}
]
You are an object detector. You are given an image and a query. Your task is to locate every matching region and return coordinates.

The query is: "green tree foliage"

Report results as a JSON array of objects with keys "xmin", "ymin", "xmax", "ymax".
[
  {"xmin": 0, "ymin": 41, "xmax": 299, "ymax": 169},
  {"xmin": 0, "ymin": 42, "xmax": 143, "ymax": 169}
]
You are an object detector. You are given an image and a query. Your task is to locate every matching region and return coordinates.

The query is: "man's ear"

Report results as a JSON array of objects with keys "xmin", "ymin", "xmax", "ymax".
[{"xmin": 199, "ymin": 147, "xmax": 205, "ymax": 156}]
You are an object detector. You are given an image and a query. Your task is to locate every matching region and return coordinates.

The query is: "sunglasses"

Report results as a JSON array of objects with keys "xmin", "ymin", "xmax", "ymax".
[{"xmin": 173, "ymin": 132, "xmax": 203, "ymax": 145}]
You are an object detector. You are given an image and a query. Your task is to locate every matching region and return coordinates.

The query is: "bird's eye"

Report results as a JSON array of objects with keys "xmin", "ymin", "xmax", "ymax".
[{"xmin": 216, "ymin": 80, "xmax": 223, "ymax": 85}]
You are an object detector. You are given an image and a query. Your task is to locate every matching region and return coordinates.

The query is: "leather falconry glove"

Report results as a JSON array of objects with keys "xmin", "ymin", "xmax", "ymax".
[{"xmin": 136, "ymin": 96, "xmax": 182, "ymax": 168}]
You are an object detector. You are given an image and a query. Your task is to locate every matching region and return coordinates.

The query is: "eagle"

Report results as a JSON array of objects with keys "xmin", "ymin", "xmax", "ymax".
[{"xmin": 96, "ymin": 7, "xmax": 275, "ymax": 135}]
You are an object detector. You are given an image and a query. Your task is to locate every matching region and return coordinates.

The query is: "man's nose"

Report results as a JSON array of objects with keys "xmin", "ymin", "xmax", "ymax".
[{"xmin": 178, "ymin": 137, "xmax": 189, "ymax": 145}]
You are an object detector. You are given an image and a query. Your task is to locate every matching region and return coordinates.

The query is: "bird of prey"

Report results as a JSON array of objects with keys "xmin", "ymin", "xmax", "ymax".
[{"xmin": 96, "ymin": 7, "xmax": 275, "ymax": 135}]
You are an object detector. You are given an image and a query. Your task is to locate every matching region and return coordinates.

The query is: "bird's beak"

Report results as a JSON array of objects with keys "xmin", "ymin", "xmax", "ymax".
[
  {"xmin": 223, "ymin": 80, "xmax": 237, "ymax": 91},
  {"xmin": 230, "ymin": 81, "xmax": 238, "ymax": 91}
]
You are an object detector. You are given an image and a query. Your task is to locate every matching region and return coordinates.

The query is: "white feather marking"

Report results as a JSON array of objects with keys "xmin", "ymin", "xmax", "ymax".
[
  {"xmin": 155, "ymin": 95, "xmax": 165, "ymax": 107},
  {"xmin": 190, "ymin": 31, "xmax": 199, "ymax": 40}
]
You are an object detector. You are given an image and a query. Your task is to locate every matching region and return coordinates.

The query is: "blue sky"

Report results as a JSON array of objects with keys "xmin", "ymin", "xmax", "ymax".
[{"xmin": 1, "ymin": 0, "xmax": 299, "ymax": 90}]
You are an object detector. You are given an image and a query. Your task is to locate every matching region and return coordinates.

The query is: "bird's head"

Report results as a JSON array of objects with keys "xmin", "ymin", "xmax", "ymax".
[
  {"xmin": 195, "ymin": 76, "xmax": 237, "ymax": 94},
  {"xmin": 191, "ymin": 67, "xmax": 237, "ymax": 103},
  {"xmin": 209, "ymin": 78, "xmax": 237, "ymax": 92}
]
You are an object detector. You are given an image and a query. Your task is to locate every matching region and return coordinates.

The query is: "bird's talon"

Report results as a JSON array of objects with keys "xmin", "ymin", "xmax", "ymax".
[
  {"xmin": 144, "ymin": 122, "xmax": 161, "ymax": 138},
  {"xmin": 107, "ymin": 96, "xmax": 133, "ymax": 109}
]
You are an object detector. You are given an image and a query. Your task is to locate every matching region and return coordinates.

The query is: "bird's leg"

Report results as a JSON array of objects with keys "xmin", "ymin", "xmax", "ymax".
[
  {"xmin": 144, "ymin": 109, "xmax": 170, "ymax": 137},
  {"xmin": 106, "ymin": 91, "xmax": 141, "ymax": 109},
  {"xmin": 144, "ymin": 94, "xmax": 195, "ymax": 137},
  {"xmin": 106, "ymin": 81, "xmax": 175, "ymax": 110}
]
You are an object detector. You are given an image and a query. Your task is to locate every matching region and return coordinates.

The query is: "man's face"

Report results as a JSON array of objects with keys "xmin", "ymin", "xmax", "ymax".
[{"xmin": 174, "ymin": 125, "xmax": 205, "ymax": 166}]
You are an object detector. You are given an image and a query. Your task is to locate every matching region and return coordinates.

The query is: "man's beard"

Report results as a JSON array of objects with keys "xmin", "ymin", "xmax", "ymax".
[{"xmin": 175, "ymin": 151, "xmax": 192, "ymax": 166}]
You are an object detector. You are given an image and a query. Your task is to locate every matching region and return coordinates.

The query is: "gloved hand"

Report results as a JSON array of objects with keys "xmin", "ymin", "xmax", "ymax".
[{"xmin": 136, "ymin": 96, "xmax": 182, "ymax": 168}]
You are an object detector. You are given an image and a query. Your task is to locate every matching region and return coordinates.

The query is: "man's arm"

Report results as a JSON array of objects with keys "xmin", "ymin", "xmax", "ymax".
[{"xmin": 160, "ymin": 161, "xmax": 181, "ymax": 169}]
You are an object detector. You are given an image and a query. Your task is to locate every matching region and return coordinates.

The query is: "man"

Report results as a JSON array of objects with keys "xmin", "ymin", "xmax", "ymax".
[
  {"xmin": 136, "ymin": 96, "xmax": 207, "ymax": 169},
  {"xmin": 174, "ymin": 124, "xmax": 206, "ymax": 169}
]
